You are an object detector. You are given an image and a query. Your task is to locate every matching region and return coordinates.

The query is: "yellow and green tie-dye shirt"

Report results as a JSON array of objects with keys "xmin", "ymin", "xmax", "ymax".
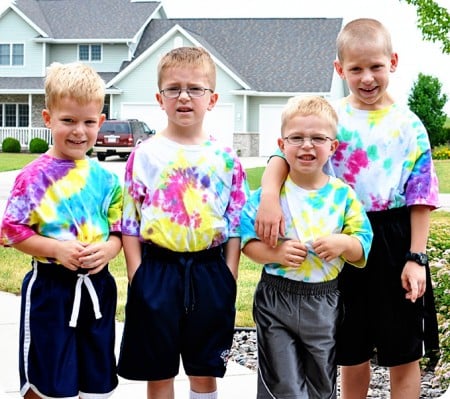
[{"xmin": 240, "ymin": 176, "xmax": 373, "ymax": 282}]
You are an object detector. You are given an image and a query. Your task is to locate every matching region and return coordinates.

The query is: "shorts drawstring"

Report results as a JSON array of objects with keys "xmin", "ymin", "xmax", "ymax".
[{"xmin": 69, "ymin": 273, "xmax": 102, "ymax": 327}]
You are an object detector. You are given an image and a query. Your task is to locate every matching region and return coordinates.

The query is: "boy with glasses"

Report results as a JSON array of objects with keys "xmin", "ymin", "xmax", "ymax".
[
  {"xmin": 240, "ymin": 96, "xmax": 373, "ymax": 399},
  {"xmin": 117, "ymin": 46, "xmax": 248, "ymax": 399}
]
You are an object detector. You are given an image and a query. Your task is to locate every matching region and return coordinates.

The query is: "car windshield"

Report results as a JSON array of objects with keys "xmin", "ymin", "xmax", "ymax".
[{"xmin": 100, "ymin": 122, "xmax": 128, "ymax": 133}]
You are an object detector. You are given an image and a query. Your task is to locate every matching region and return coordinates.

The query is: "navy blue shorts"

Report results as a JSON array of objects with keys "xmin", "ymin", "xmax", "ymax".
[
  {"xmin": 117, "ymin": 244, "xmax": 237, "ymax": 381},
  {"xmin": 336, "ymin": 207, "xmax": 439, "ymax": 367},
  {"xmin": 19, "ymin": 261, "xmax": 118, "ymax": 398}
]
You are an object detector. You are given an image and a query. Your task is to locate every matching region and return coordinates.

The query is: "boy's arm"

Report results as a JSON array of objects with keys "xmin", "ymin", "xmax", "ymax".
[
  {"xmin": 12, "ymin": 235, "xmax": 85, "ymax": 271},
  {"xmin": 401, "ymin": 205, "xmax": 430, "ymax": 303},
  {"xmin": 122, "ymin": 234, "xmax": 142, "ymax": 283},
  {"xmin": 256, "ymin": 156, "xmax": 289, "ymax": 247},
  {"xmin": 243, "ymin": 239, "xmax": 307, "ymax": 267},
  {"xmin": 312, "ymin": 234, "xmax": 363, "ymax": 264},
  {"xmin": 223, "ymin": 237, "xmax": 241, "ymax": 280}
]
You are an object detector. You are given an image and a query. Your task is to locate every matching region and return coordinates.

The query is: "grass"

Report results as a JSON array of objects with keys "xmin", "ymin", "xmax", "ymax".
[
  {"xmin": 435, "ymin": 159, "xmax": 450, "ymax": 193},
  {"xmin": 0, "ymin": 153, "xmax": 38, "ymax": 171}
]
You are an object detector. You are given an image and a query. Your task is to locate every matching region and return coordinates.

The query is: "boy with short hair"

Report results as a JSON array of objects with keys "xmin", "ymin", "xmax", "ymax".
[
  {"xmin": 117, "ymin": 46, "xmax": 248, "ymax": 399},
  {"xmin": 255, "ymin": 18, "xmax": 440, "ymax": 399},
  {"xmin": 240, "ymin": 95, "xmax": 373, "ymax": 399},
  {"xmin": 0, "ymin": 62, "xmax": 122, "ymax": 399}
]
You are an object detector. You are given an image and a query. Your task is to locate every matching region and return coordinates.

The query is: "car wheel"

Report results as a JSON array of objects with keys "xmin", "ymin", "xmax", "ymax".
[{"xmin": 97, "ymin": 153, "xmax": 106, "ymax": 161}]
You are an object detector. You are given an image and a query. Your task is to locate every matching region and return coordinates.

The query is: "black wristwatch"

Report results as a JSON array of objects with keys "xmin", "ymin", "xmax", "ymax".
[{"xmin": 405, "ymin": 251, "xmax": 428, "ymax": 266}]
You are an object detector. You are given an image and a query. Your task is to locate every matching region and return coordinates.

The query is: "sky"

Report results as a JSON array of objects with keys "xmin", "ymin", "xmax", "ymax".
[{"xmin": 1, "ymin": 0, "xmax": 449, "ymax": 112}]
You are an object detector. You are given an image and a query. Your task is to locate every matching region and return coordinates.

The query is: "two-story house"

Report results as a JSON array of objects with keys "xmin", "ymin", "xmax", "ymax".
[{"xmin": 0, "ymin": 0, "xmax": 346, "ymax": 156}]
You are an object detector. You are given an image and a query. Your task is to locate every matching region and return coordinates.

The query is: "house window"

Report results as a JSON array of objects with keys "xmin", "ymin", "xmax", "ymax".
[
  {"xmin": 78, "ymin": 44, "xmax": 102, "ymax": 62},
  {"xmin": 0, "ymin": 104, "xmax": 29, "ymax": 127},
  {"xmin": 0, "ymin": 43, "xmax": 24, "ymax": 66}
]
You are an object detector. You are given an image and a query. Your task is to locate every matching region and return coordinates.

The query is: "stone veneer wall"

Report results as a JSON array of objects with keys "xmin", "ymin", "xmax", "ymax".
[{"xmin": 233, "ymin": 132, "xmax": 259, "ymax": 157}]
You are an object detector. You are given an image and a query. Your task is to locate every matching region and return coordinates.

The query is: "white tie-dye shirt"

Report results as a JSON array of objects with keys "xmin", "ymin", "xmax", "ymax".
[
  {"xmin": 332, "ymin": 98, "xmax": 439, "ymax": 211},
  {"xmin": 273, "ymin": 99, "xmax": 439, "ymax": 212}
]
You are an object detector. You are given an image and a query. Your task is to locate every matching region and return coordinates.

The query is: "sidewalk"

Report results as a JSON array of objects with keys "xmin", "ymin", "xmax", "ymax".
[{"xmin": 0, "ymin": 291, "xmax": 257, "ymax": 398}]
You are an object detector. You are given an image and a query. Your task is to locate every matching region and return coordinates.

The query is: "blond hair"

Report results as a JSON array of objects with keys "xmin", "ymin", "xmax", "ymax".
[
  {"xmin": 44, "ymin": 62, "xmax": 105, "ymax": 111},
  {"xmin": 157, "ymin": 47, "xmax": 216, "ymax": 90},
  {"xmin": 281, "ymin": 96, "xmax": 338, "ymax": 136},
  {"xmin": 336, "ymin": 18, "xmax": 393, "ymax": 62}
]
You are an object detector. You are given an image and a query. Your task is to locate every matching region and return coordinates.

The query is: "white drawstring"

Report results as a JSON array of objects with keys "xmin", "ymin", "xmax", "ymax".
[{"xmin": 69, "ymin": 273, "xmax": 102, "ymax": 328}]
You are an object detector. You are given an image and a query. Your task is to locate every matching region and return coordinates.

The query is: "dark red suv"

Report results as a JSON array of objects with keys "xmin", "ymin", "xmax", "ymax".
[{"xmin": 94, "ymin": 119, "xmax": 155, "ymax": 161}]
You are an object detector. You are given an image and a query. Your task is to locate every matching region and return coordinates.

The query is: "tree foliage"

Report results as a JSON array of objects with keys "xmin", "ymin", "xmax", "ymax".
[
  {"xmin": 403, "ymin": 0, "xmax": 450, "ymax": 54},
  {"xmin": 408, "ymin": 73, "xmax": 448, "ymax": 146}
]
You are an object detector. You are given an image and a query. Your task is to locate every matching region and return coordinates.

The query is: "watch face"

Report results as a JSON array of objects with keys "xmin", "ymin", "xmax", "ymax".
[
  {"xmin": 418, "ymin": 253, "xmax": 428, "ymax": 265},
  {"xmin": 407, "ymin": 252, "xmax": 428, "ymax": 265}
]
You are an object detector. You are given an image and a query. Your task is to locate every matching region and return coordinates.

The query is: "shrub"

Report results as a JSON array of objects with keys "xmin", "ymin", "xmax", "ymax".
[
  {"xmin": 432, "ymin": 146, "xmax": 450, "ymax": 160},
  {"xmin": 1, "ymin": 137, "xmax": 21, "ymax": 153},
  {"xmin": 29, "ymin": 138, "xmax": 49, "ymax": 153}
]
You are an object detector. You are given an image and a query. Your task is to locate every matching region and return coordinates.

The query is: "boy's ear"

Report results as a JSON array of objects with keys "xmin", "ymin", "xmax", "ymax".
[
  {"xmin": 334, "ymin": 60, "xmax": 345, "ymax": 79},
  {"xmin": 207, "ymin": 92, "xmax": 219, "ymax": 111},
  {"xmin": 389, "ymin": 52, "xmax": 399, "ymax": 72},
  {"xmin": 277, "ymin": 137, "xmax": 285, "ymax": 153},
  {"xmin": 330, "ymin": 138, "xmax": 339, "ymax": 155},
  {"xmin": 42, "ymin": 109, "xmax": 51, "ymax": 127},
  {"xmin": 98, "ymin": 113, "xmax": 106, "ymax": 127}
]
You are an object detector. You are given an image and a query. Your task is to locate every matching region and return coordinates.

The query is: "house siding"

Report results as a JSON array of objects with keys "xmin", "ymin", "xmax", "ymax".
[
  {"xmin": 48, "ymin": 43, "xmax": 130, "ymax": 72},
  {"xmin": 0, "ymin": 10, "xmax": 43, "ymax": 76}
]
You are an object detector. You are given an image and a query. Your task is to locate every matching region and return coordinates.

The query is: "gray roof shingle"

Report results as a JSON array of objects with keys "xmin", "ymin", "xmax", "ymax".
[
  {"xmin": 14, "ymin": 0, "xmax": 160, "ymax": 39},
  {"xmin": 134, "ymin": 18, "xmax": 342, "ymax": 93}
]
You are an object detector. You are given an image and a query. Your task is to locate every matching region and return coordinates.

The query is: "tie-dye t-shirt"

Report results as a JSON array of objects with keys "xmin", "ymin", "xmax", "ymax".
[
  {"xmin": 272, "ymin": 99, "xmax": 439, "ymax": 212},
  {"xmin": 122, "ymin": 135, "xmax": 248, "ymax": 252},
  {"xmin": 240, "ymin": 176, "xmax": 373, "ymax": 282},
  {"xmin": 0, "ymin": 154, "xmax": 123, "ymax": 263},
  {"xmin": 332, "ymin": 99, "xmax": 439, "ymax": 212}
]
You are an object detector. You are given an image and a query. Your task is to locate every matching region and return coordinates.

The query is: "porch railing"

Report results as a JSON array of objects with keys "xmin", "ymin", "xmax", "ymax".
[{"xmin": 0, "ymin": 127, "xmax": 53, "ymax": 149}]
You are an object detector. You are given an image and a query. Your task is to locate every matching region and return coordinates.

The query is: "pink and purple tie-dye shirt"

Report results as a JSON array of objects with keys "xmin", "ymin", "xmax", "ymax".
[
  {"xmin": 122, "ymin": 135, "xmax": 248, "ymax": 252},
  {"xmin": 332, "ymin": 99, "xmax": 439, "ymax": 212},
  {"xmin": 0, "ymin": 154, "xmax": 123, "ymax": 263},
  {"xmin": 272, "ymin": 99, "xmax": 439, "ymax": 212}
]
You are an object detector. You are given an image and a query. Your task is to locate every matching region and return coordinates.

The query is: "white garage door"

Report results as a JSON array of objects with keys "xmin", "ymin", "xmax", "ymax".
[
  {"xmin": 122, "ymin": 103, "xmax": 234, "ymax": 148},
  {"xmin": 121, "ymin": 104, "xmax": 166, "ymax": 133},
  {"xmin": 259, "ymin": 104, "xmax": 284, "ymax": 157}
]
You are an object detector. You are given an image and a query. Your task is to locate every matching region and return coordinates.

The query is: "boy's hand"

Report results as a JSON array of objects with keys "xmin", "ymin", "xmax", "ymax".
[
  {"xmin": 401, "ymin": 261, "xmax": 426, "ymax": 303},
  {"xmin": 276, "ymin": 239, "xmax": 307, "ymax": 267},
  {"xmin": 79, "ymin": 241, "xmax": 115, "ymax": 274},
  {"xmin": 255, "ymin": 193, "xmax": 285, "ymax": 248},
  {"xmin": 312, "ymin": 235, "xmax": 347, "ymax": 262},
  {"xmin": 55, "ymin": 240, "xmax": 86, "ymax": 271}
]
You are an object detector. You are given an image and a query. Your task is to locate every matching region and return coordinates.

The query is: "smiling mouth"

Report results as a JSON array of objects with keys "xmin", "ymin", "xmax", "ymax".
[
  {"xmin": 68, "ymin": 140, "xmax": 86, "ymax": 145},
  {"xmin": 299, "ymin": 154, "xmax": 315, "ymax": 161}
]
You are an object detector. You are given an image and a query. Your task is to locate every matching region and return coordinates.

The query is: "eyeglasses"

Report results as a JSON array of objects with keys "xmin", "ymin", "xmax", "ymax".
[
  {"xmin": 159, "ymin": 87, "xmax": 214, "ymax": 98},
  {"xmin": 283, "ymin": 135, "xmax": 334, "ymax": 146}
]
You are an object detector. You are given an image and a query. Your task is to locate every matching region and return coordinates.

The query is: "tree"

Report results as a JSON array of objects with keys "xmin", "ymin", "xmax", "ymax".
[
  {"xmin": 402, "ymin": 0, "xmax": 450, "ymax": 54},
  {"xmin": 408, "ymin": 73, "xmax": 448, "ymax": 147}
]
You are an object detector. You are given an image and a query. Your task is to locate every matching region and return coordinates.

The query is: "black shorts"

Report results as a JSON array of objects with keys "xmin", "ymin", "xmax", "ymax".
[
  {"xmin": 336, "ymin": 207, "xmax": 439, "ymax": 367},
  {"xmin": 20, "ymin": 261, "xmax": 118, "ymax": 398},
  {"xmin": 117, "ymin": 244, "xmax": 237, "ymax": 381}
]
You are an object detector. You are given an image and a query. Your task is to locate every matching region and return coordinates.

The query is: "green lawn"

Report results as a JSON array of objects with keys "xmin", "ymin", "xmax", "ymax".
[
  {"xmin": 0, "ymin": 154, "xmax": 449, "ymax": 193},
  {"xmin": 435, "ymin": 159, "xmax": 450, "ymax": 193}
]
